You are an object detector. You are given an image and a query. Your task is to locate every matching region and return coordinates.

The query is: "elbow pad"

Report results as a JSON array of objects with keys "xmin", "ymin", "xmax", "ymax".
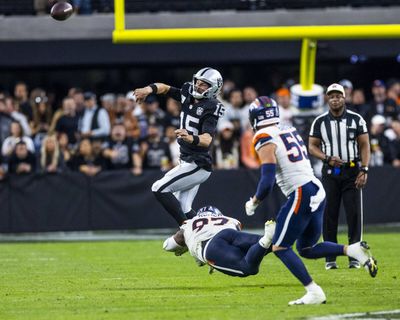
[{"xmin": 255, "ymin": 163, "xmax": 276, "ymax": 201}]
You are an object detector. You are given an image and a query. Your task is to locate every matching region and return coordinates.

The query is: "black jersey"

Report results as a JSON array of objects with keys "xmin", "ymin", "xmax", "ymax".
[{"xmin": 167, "ymin": 82, "xmax": 225, "ymax": 171}]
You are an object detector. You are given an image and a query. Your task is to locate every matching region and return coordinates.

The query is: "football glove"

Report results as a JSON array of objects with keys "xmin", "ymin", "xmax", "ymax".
[{"xmin": 245, "ymin": 197, "xmax": 259, "ymax": 216}]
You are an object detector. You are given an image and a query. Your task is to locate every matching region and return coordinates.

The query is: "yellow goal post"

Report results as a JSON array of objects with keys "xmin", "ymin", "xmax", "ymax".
[{"xmin": 113, "ymin": 0, "xmax": 400, "ymax": 91}]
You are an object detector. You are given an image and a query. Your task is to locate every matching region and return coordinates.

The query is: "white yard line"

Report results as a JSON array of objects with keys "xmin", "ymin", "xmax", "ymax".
[{"xmin": 309, "ymin": 309, "xmax": 400, "ymax": 320}]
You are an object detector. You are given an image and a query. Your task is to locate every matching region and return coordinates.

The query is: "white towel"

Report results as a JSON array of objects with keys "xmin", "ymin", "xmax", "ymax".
[{"xmin": 310, "ymin": 178, "xmax": 326, "ymax": 212}]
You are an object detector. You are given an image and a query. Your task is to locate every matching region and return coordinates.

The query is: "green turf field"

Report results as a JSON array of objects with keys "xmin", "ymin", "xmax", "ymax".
[{"xmin": 0, "ymin": 233, "xmax": 399, "ymax": 320}]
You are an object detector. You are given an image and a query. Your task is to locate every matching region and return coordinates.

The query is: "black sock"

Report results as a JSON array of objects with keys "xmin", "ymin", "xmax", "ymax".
[
  {"xmin": 185, "ymin": 209, "xmax": 197, "ymax": 219},
  {"xmin": 153, "ymin": 191, "xmax": 186, "ymax": 225}
]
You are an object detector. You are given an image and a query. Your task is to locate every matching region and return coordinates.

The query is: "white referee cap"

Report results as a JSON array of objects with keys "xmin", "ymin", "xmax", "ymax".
[{"xmin": 326, "ymin": 83, "xmax": 345, "ymax": 98}]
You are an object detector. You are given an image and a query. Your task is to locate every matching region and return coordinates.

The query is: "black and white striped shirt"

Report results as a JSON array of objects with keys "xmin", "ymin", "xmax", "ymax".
[{"xmin": 309, "ymin": 109, "xmax": 368, "ymax": 162}]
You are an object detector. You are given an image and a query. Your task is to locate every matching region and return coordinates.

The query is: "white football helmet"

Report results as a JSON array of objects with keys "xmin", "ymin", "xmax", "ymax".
[{"xmin": 190, "ymin": 67, "xmax": 223, "ymax": 100}]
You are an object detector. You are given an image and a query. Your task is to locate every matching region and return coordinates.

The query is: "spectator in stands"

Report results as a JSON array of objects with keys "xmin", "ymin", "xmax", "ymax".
[
  {"xmin": 39, "ymin": 134, "xmax": 65, "ymax": 173},
  {"xmin": 108, "ymin": 94, "xmax": 126, "ymax": 125},
  {"xmin": 54, "ymin": 97, "xmax": 79, "ymax": 145},
  {"xmin": 69, "ymin": 88, "xmax": 85, "ymax": 117},
  {"xmin": 386, "ymin": 79, "xmax": 400, "ymax": 107},
  {"xmin": 68, "ymin": 138, "xmax": 105, "ymax": 176},
  {"xmin": 100, "ymin": 93, "xmax": 116, "ymax": 113},
  {"xmin": 369, "ymin": 115, "xmax": 392, "ymax": 166},
  {"xmin": 240, "ymin": 123, "xmax": 259, "ymax": 169},
  {"xmin": 79, "ymin": 92, "xmax": 110, "ymax": 141},
  {"xmin": 126, "ymin": 91, "xmax": 147, "ymax": 139},
  {"xmin": 141, "ymin": 124, "xmax": 171, "ymax": 171},
  {"xmin": 339, "ymin": 79, "xmax": 354, "ymax": 106},
  {"xmin": 213, "ymin": 121, "xmax": 240, "ymax": 169},
  {"xmin": 108, "ymin": 94, "xmax": 141, "ymax": 139},
  {"xmin": 0, "ymin": 98, "xmax": 13, "ymax": 147},
  {"xmin": 2, "ymin": 121, "xmax": 35, "ymax": 158},
  {"xmin": 8, "ymin": 140, "xmax": 36, "ymax": 174},
  {"xmin": 164, "ymin": 125, "xmax": 180, "ymax": 167},
  {"xmin": 14, "ymin": 82, "xmax": 33, "ymax": 122},
  {"xmin": 102, "ymin": 123, "xmax": 141, "ymax": 173},
  {"xmin": 240, "ymin": 86, "xmax": 258, "ymax": 130},
  {"xmin": 276, "ymin": 88, "xmax": 294, "ymax": 127},
  {"xmin": 57, "ymin": 132, "xmax": 72, "ymax": 164},
  {"xmin": 34, "ymin": 0, "xmax": 52, "ymax": 15},
  {"xmin": 72, "ymin": 0, "xmax": 92, "ymax": 14},
  {"xmin": 389, "ymin": 120, "xmax": 400, "ymax": 168},
  {"xmin": 220, "ymin": 88, "xmax": 243, "ymax": 138},
  {"xmin": 350, "ymin": 89, "xmax": 370, "ymax": 121},
  {"xmin": 220, "ymin": 79, "xmax": 236, "ymax": 103},
  {"xmin": 144, "ymin": 95, "xmax": 166, "ymax": 132},
  {"xmin": 122, "ymin": 114, "xmax": 140, "ymax": 141},
  {"xmin": 367, "ymin": 80, "xmax": 399, "ymax": 125},
  {"xmin": 5, "ymin": 96, "xmax": 31, "ymax": 136},
  {"xmin": 31, "ymin": 92, "xmax": 52, "ymax": 150},
  {"xmin": 164, "ymin": 97, "xmax": 181, "ymax": 129}
]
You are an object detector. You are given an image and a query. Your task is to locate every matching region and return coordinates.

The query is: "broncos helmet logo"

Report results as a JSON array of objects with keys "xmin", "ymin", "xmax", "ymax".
[{"xmin": 248, "ymin": 96, "xmax": 280, "ymax": 130}]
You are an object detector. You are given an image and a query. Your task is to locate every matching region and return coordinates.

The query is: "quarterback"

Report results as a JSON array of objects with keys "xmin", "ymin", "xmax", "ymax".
[
  {"xmin": 164, "ymin": 206, "xmax": 276, "ymax": 277},
  {"xmin": 245, "ymin": 96, "xmax": 378, "ymax": 305},
  {"xmin": 134, "ymin": 68, "xmax": 225, "ymax": 226}
]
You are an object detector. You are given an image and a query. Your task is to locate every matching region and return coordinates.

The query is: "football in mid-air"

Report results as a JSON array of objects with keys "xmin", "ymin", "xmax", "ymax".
[{"xmin": 50, "ymin": 1, "xmax": 73, "ymax": 21}]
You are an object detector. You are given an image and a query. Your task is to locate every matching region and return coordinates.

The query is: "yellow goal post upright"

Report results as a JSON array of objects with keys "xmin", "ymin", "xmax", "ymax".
[{"xmin": 113, "ymin": 0, "xmax": 400, "ymax": 91}]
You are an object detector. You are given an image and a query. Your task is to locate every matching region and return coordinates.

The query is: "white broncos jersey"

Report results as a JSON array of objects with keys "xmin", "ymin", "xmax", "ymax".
[
  {"xmin": 181, "ymin": 213, "xmax": 241, "ymax": 263},
  {"xmin": 252, "ymin": 125, "xmax": 316, "ymax": 197}
]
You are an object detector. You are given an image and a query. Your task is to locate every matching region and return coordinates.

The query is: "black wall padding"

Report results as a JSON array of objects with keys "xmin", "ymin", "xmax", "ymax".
[{"xmin": 0, "ymin": 167, "xmax": 398, "ymax": 233}]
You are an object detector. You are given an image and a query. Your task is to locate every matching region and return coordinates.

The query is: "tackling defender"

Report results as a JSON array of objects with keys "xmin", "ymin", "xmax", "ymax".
[
  {"xmin": 134, "ymin": 68, "xmax": 225, "ymax": 227},
  {"xmin": 164, "ymin": 206, "xmax": 276, "ymax": 277},
  {"xmin": 244, "ymin": 96, "xmax": 378, "ymax": 305}
]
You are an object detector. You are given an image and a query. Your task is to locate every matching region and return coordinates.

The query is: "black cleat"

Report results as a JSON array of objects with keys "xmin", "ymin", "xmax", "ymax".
[
  {"xmin": 364, "ymin": 257, "xmax": 378, "ymax": 278},
  {"xmin": 349, "ymin": 261, "xmax": 361, "ymax": 269},
  {"xmin": 325, "ymin": 262, "xmax": 338, "ymax": 270}
]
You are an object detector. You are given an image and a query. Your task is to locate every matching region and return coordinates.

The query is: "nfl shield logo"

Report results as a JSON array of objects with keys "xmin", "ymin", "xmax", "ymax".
[
  {"xmin": 349, "ymin": 132, "xmax": 355, "ymax": 139},
  {"xmin": 196, "ymin": 107, "xmax": 204, "ymax": 116}
]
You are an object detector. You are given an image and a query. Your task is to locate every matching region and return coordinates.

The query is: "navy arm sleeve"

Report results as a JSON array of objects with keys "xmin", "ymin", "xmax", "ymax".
[
  {"xmin": 255, "ymin": 164, "xmax": 276, "ymax": 201},
  {"xmin": 165, "ymin": 86, "xmax": 181, "ymax": 101}
]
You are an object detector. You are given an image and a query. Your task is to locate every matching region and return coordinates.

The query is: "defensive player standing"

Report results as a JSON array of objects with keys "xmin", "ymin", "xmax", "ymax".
[
  {"xmin": 164, "ymin": 206, "xmax": 276, "ymax": 277},
  {"xmin": 134, "ymin": 68, "xmax": 225, "ymax": 227},
  {"xmin": 244, "ymin": 96, "xmax": 377, "ymax": 305}
]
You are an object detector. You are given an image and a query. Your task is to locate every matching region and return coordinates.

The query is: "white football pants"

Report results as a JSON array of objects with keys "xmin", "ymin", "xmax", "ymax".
[{"xmin": 151, "ymin": 161, "xmax": 211, "ymax": 213}]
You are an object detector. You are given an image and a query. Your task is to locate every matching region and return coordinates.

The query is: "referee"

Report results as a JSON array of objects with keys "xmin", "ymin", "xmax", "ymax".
[{"xmin": 309, "ymin": 83, "xmax": 371, "ymax": 270}]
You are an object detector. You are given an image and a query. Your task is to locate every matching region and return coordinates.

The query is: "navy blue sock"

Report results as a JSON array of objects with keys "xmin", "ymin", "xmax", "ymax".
[
  {"xmin": 274, "ymin": 248, "xmax": 312, "ymax": 286},
  {"xmin": 298, "ymin": 241, "xmax": 345, "ymax": 259}
]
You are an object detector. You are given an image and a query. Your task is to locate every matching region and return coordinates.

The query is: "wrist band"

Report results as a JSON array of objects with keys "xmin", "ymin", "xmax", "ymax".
[
  {"xmin": 191, "ymin": 135, "xmax": 200, "ymax": 145},
  {"xmin": 324, "ymin": 155, "xmax": 332, "ymax": 164},
  {"xmin": 149, "ymin": 84, "xmax": 157, "ymax": 94}
]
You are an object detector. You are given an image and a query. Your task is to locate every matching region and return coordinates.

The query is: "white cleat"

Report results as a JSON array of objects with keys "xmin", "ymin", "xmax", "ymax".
[
  {"xmin": 347, "ymin": 241, "xmax": 378, "ymax": 277},
  {"xmin": 163, "ymin": 236, "xmax": 188, "ymax": 256},
  {"xmin": 259, "ymin": 220, "xmax": 276, "ymax": 249},
  {"xmin": 288, "ymin": 286, "xmax": 327, "ymax": 306}
]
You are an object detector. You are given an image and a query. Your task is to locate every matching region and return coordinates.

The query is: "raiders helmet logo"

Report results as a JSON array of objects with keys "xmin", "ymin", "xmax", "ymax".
[{"xmin": 196, "ymin": 107, "xmax": 204, "ymax": 116}]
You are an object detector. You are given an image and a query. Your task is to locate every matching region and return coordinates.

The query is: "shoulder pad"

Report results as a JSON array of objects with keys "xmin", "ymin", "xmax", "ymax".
[{"xmin": 252, "ymin": 127, "xmax": 279, "ymax": 150}]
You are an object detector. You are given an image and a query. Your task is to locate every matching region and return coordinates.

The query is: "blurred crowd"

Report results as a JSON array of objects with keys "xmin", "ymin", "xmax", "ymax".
[{"xmin": 0, "ymin": 77, "xmax": 399, "ymax": 180}]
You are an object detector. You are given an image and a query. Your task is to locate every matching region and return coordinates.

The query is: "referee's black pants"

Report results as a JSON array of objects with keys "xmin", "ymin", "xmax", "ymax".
[{"xmin": 321, "ymin": 166, "xmax": 361, "ymax": 263}]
